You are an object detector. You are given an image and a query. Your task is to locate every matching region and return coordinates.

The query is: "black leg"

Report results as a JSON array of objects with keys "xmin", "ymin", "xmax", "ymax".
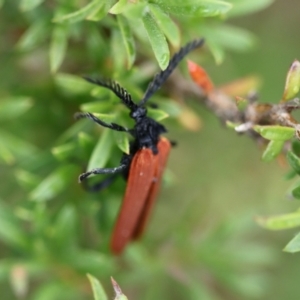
[
  {"xmin": 82, "ymin": 173, "xmax": 119, "ymax": 192},
  {"xmin": 74, "ymin": 112, "xmax": 129, "ymax": 132},
  {"xmin": 79, "ymin": 164, "xmax": 127, "ymax": 182}
]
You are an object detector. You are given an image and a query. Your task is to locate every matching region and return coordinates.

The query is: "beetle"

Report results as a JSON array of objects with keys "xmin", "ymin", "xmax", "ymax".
[{"xmin": 75, "ymin": 39, "xmax": 204, "ymax": 254}]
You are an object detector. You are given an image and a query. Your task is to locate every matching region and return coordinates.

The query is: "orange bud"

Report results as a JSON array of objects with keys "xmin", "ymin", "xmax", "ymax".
[{"xmin": 187, "ymin": 60, "xmax": 214, "ymax": 95}]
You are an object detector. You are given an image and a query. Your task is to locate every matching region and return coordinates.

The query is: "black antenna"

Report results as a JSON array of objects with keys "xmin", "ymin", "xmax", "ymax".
[
  {"xmin": 139, "ymin": 39, "xmax": 205, "ymax": 107},
  {"xmin": 83, "ymin": 76, "xmax": 138, "ymax": 112}
]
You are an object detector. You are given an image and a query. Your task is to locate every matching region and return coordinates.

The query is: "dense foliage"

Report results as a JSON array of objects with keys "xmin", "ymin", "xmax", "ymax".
[{"xmin": 4, "ymin": 0, "xmax": 300, "ymax": 299}]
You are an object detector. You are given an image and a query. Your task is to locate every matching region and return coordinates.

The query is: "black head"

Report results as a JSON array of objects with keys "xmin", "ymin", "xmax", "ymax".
[{"xmin": 130, "ymin": 106, "xmax": 147, "ymax": 121}]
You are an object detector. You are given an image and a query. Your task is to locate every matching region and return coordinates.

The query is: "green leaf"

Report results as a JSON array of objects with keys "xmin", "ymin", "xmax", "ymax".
[
  {"xmin": 0, "ymin": 0, "xmax": 5, "ymax": 9},
  {"xmin": 227, "ymin": 0, "xmax": 274, "ymax": 18},
  {"xmin": 254, "ymin": 125, "xmax": 295, "ymax": 140},
  {"xmin": 292, "ymin": 139, "xmax": 300, "ymax": 156},
  {"xmin": 87, "ymin": 0, "xmax": 113, "ymax": 21},
  {"xmin": 15, "ymin": 169, "xmax": 41, "ymax": 190},
  {"xmin": 19, "ymin": 0, "xmax": 45, "ymax": 11},
  {"xmin": 155, "ymin": 98, "xmax": 181, "ymax": 117},
  {"xmin": 152, "ymin": 0, "xmax": 232, "ymax": 17},
  {"xmin": 78, "ymin": 132, "xmax": 94, "ymax": 145},
  {"xmin": 147, "ymin": 108, "xmax": 169, "ymax": 121},
  {"xmin": 29, "ymin": 164, "xmax": 78, "ymax": 201},
  {"xmin": 80, "ymin": 101, "xmax": 114, "ymax": 114},
  {"xmin": 203, "ymin": 24, "xmax": 257, "ymax": 54},
  {"xmin": 56, "ymin": 119, "xmax": 92, "ymax": 144},
  {"xmin": 32, "ymin": 282, "xmax": 79, "ymax": 300},
  {"xmin": 282, "ymin": 60, "xmax": 300, "ymax": 102},
  {"xmin": 142, "ymin": 8, "xmax": 169, "ymax": 70},
  {"xmin": 16, "ymin": 20, "xmax": 48, "ymax": 51},
  {"xmin": 111, "ymin": 29, "xmax": 127, "ymax": 72},
  {"xmin": 0, "ymin": 129, "xmax": 38, "ymax": 164},
  {"xmin": 0, "ymin": 201, "xmax": 29, "ymax": 250},
  {"xmin": 87, "ymin": 129, "xmax": 114, "ymax": 171},
  {"xmin": 50, "ymin": 24, "xmax": 69, "ymax": 73},
  {"xmin": 86, "ymin": 26, "xmax": 106, "ymax": 60},
  {"xmin": 51, "ymin": 142, "xmax": 77, "ymax": 161},
  {"xmin": 53, "ymin": 0, "xmax": 104, "ymax": 23},
  {"xmin": 292, "ymin": 185, "xmax": 300, "ymax": 199},
  {"xmin": 284, "ymin": 169, "xmax": 297, "ymax": 180},
  {"xmin": 287, "ymin": 151, "xmax": 300, "ymax": 175},
  {"xmin": 0, "ymin": 96, "xmax": 33, "ymax": 120},
  {"xmin": 255, "ymin": 211, "xmax": 300, "ymax": 230},
  {"xmin": 117, "ymin": 15, "xmax": 136, "ymax": 69},
  {"xmin": 67, "ymin": 251, "xmax": 113, "ymax": 273},
  {"xmin": 284, "ymin": 232, "xmax": 300, "ymax": 253},
  {"xmin": 186, "ymin": 279, "xmax": 215, "ymax": 300},
  {"xmin": 87, "ymin": 274, "xmax": 108, "ymax": 300},
  {"xmin": 53, "ymin": 205, "xmax": 77, "ymax": 248},
  {"xmin": 261, "ymin": 140, "xmax": 285, "ymax": 162},
  {"xmin": 54, "ymin": 73, "xmax": 92, "ymax": 95},
  {"xmin": 149, "ymin": 4, "xmax": 180, "ymax": 47},
  {"xmin": 90, "ymin": 86, "xmax": 113, "ymax": 99},
  {"xmin": 113, "ymin": 131, "xmax": 130, "ymax": 154},
  {"xmin": 78, "ymin": 132, "xmax": 95, "ymax": 156},
  {"xmin": 221, "ymin": 26, "xmax": 256, "ymax": 52},
  {"xmin": 206, "ymin": 40, "xmax": 225, "ymax": 64},
  {"xmin": 121, "ymin": 2, "xmax": 146, "ymax": 20},
  {"xmin": 109, "ymin": 0, "xmax": 127, "ymax": 14},
  {"xmin": 0, "ymin": 144, "xmax": 16, "ymax": 164}
]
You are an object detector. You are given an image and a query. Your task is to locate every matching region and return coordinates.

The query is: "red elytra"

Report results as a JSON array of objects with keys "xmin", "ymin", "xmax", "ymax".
[{"xmin": 110, "ymin": 137, "xmax": 171, "ymax": 254}]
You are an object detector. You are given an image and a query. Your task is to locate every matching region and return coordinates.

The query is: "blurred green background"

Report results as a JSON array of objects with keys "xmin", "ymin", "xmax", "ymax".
[{"xmin": 1, "ymin": 1, "xmax": 300, "ymax": 299}]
